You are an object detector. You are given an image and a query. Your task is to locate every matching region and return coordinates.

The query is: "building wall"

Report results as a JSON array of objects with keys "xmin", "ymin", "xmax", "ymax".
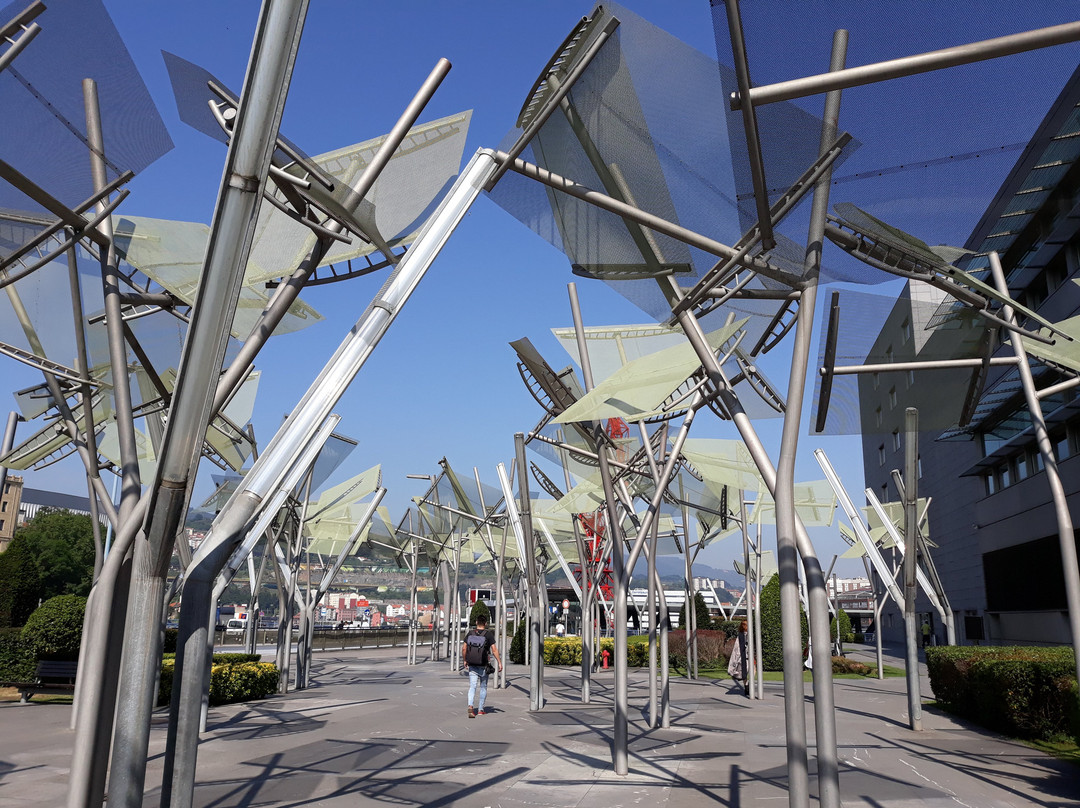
[{"xmin": 0, "ymin": 474, "xmax": 24, "ymax": 553}]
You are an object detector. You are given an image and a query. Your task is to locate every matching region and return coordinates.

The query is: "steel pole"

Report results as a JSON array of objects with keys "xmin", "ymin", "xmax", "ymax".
[
  {"xmin": 902, "ymin": 407, "xmax": 922, "ymax": 730},
  {"xmin": 988, "ymin": 251, "xmax": 1080, "ymax": 682},
  {"xmin": 567, "ymin": 282, "xmax": 628, "ymax": 773},
  {"xmin": 735, "ymin": 20, "xmax": 1080, "ymax": 109}
]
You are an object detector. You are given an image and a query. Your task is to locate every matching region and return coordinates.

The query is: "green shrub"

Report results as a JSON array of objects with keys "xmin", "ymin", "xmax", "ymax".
[
  {"xmin": 468, "ymin": 600, "xmax": 490, "ymax": 627},
  {"xmin": 926, "ymin": 645, "xmax": 1078, "ymax": 741},
  {"xmin": 716, "ymin": 620, "xmax": 741, "ymax": 640},
  {"xmin": 832, "ymin": 656, "xmax": 871, "ymax": 675},
  {"xmin": 853, "ymin": 632, "xmax": 865, "ymax": 644},
  {"xmin": 759, "ymin": 574, "xmax": 808, "ymax": 671},
  {"xmin": 212, "ymin": 653, "xmax": 262, "ymax": 664},
  {"xmin": 21, "ymin": 595, "xmax": 86, "ymax": 660},
  {"xmin": 0, "ymin": 627, "xmax": 35, "ymax": 681},
  {"xmin": 158, "ymin": 658, "xmax": 278, "ymax": 707},
  {"xmin": 831, "ymin": 610, "xmax": 853, "ymax": 643},
  {"xmin": 509, "ymin": 617, "xmax": 526, "ymax": 664}
]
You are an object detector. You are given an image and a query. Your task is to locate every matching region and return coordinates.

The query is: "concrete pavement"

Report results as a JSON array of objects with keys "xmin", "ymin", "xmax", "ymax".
[{"xmin": 1, "ymin": 642, "xmax": 1078, "ymax": 806}]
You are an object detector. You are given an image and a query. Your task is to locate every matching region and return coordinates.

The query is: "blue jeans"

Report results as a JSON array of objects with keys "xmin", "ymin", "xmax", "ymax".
[{"xmin": 467, "ymin": 664, "xmax": 489, "ymax": 711}]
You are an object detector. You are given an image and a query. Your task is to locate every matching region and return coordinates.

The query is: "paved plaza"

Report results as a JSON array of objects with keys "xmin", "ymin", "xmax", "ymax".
[{"xmin": 2, "ymin": 644, "xmax": 1078, "ymax": 807}]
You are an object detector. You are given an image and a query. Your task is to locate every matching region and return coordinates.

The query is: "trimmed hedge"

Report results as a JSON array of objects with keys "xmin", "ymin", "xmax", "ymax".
[
  {"xmin": 509, "ymin": 617, "xmax": 526, "ymax": 664},
  {"xmin": 926, "ymin": 645, "xmax": 1079, "ymax": 741},
  {"xmin": 21, "ymin": 595, "xmax": 86, "ymax": 660},
  {"xmin": 0, "ymin": 627, "xmax": 35, "ymax": 681},
  {"xmin": 158, "ymin": 656, "xmax": 277, "ymax": 707}
]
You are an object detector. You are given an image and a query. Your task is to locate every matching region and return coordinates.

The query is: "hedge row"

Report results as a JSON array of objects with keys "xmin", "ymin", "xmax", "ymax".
[
  {"xmin": 926, "ymin": 645, "xmax": 1079, "ymax": 741},
  {"xmin": 158, "ymin": 658, "xmax": 278, "ymax": 707},
  {"xmin": 0, "ymin": 627, "xmax": 35, "ymax": 681},
  {"xmin": 540, "ymin": 631, "xmax": 735, "ymax": 670}
]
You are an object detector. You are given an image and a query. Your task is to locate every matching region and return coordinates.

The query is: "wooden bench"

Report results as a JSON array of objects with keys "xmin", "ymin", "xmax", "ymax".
[{"xmin": 0, "ymin": 660, "xmax": 78, "ymax": 703}]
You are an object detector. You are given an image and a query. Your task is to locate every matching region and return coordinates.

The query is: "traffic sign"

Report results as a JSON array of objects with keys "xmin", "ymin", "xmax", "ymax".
[{"xmin": 562, "ymin": 599, "xmax": 570, "ymax": 610}]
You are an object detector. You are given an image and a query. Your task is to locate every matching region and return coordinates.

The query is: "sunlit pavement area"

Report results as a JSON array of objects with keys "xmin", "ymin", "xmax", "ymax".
[{"xmin": 2, "ymin": 644, "xmax": 1078, "ymax": 807}]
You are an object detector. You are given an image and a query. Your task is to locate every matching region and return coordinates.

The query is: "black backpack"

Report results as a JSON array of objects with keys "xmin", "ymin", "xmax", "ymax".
[{"xmin": 465, "ymin": 630, "xmax": 488, "ymax": 666}]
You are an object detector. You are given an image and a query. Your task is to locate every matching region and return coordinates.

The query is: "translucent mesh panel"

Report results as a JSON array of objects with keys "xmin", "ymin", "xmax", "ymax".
[
  {"xmin": 554, "ymin": 318, "xmax": 746, "ymax": 423},
  {"xmin": 199, "ymin": 473, "xmax": 243, "ymax": 512},
  {"xmin": 709, "ymin": 2, "xmax": 854, "ymax": 228},
  {"xmin": 490, "ymin": 2, "xmax": 856, "ymax": 325},
  {"xmin": 112, "ymin": 216, "xmax": 323, "ymax": 338},
  {"xmin": 307, "ymin": 433, "xmax": 359, "ymax": 494},
  {"xmin": 811, "ymin": 285, "xmax": 992, "ymax": 436},
  {"xmin": 0, "ymin": 0, "xmax": 172, "ymax": 212},
  {"xmin": 307, "ymin": 465, "xmax": 380, "ymax": 522}
]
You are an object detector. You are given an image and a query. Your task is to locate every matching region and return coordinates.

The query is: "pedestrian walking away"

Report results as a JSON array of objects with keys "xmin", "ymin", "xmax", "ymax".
[{"xmin": 462, "ymin": 614, "xmax": 502, "ymax": 717}]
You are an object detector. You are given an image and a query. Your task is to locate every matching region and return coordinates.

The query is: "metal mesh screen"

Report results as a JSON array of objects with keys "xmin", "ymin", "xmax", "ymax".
[
  {"xmin": 0, "ymin": 0, "xmax": 172, "ymax": 212},
  {"xmin": 810, "ymin": 285, "xmax": 992, "ymax": 436}
]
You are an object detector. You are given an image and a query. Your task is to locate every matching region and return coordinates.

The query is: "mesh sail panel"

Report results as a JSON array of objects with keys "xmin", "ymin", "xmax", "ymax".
[
  {"xmin": 490, "ymin": 2, "xmax": 853, "ymax": 324},
  {"xmin": 811, "ymin": 285, "xmax": 991, "ymax": 436},
  {"xmin": 112, "ymin": 216, "xmax": 323, "ymax": 338},
  {"xmin": 708, "ymin": 1, "xmax": 852, "ymax": 229},
  {"xmin": 0, "ymin": 0, "xmax": 172, "ymax": 212}
]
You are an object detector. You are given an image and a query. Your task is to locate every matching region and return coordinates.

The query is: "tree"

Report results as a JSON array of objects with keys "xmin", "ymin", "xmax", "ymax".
[
  {"xmin": 759, "ymin": 574, "xmax": 808, "ymax": 671},
  {"xmin": 468, "ymin": 599, "xmax": 490, "ymax": 626},
  {"xmin": 16, "ymin": 508, "xmax": 96, "ymax": 599},
  {"xmin": 0, "ymin": 535, "xmax": 42, "ymax": 627},
  {"xmin": 831, "ymin": 608, "xmax": 853, "ymax": 644},
  {"xmin": 22, "ymin": 594, "xmax": 87, "ymax": 659},
  {"xmin": 678, "ymin": 591, "xmax": 713, "ymax": 631}
]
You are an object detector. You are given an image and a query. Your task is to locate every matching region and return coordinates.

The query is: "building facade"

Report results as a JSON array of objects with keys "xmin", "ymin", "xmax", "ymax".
[
  {"xmin": 0, "ymin": 474, "xmax": 24, "ymax": 552},
  {"xmin": 861, "ymin": 64, "xmax": 1080, "ymax": 647}
]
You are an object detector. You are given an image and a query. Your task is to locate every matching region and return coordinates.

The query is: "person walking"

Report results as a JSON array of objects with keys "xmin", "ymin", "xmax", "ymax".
[
  {"xmin": 727, "ymin": 620, "xmax": 749, "ymax": 694},
  {"xmin": 462, "ymin": 614, "xmax": 502, "ymax": 717}
]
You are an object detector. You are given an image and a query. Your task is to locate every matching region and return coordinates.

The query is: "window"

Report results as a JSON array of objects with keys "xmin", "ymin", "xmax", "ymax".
[
  {"xmin": 873, "ymin": 372, "xmax": 880, "ymax": 390},
  {"xmin": 878, "ymin": 444, "xmax": 886, "ymax": 466},
  {"xmin": 892, "ymin": 430, "xmax": 901, "ymax": 451},
  {"xmin": 906, "ymin": 369, "xmax": 915, "ymax": 388},
  {"xmin": 881, "ymin": 483, "xmax": 888, "ymax": 503},
  {"xmin": 875, "ymin": 407, "xmax": 882, "ymax": 427},
  {"xmin": 918, "ymin": 455, "xmax": 923, "ymax": 478},
  {"xmin": 985, "ymin": 472, "xmax": 997, "ymax": 496},
  {"xmin": 885, "ymin": 345, "xmax": 894, "ymax": 364},
  {"xmin": 1000, "ymin": 463, "xmax": 1011, "ymax": 488},
  {"xmin": 1035, "ymin": 451, "xmax": 1045, "ymax": 472},
  {"xmin": 1, "ymin": 501, "xmax": 5, "ymax": 512},
  {"xmin": 1016, "ymin": 453, "xmax": 1029, "ymax": 481},
  {"xmin": 1055, "ymin": 432, "xmax": 1071, "ymax": 462},
  {"xmin": 888, "ymin": 387, "xmax": 898, "ymax": 409},
  {"xmin": 901, "ymin": 319, "xmax": 912, "ymax": 345},
  {"xmin": 0, "ymin": 519, "xmax": 4, "ymax": 531}
]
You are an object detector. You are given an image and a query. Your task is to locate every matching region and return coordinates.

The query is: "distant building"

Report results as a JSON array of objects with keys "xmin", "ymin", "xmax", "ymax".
[
  {"xmin": 19, "ymin": 486, "xmax": 99, "ymax": 525},
  {"xmin": 0, "ymin": 474, "xmax": 24, "ymax": 552},
  {"xmin": 828, "ymin": 577, "xmax": 871, "ymax": 597}
]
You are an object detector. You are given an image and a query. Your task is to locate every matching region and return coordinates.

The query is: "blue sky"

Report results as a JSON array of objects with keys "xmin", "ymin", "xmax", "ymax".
[{"xmin": 9, "ymin": 1, "xmax": 1080, "ymax": 575}]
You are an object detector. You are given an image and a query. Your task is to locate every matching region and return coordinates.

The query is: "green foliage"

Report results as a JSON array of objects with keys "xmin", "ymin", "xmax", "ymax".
[
  {"xmin": 468, "ymin": 600, "xmax": 490, "ymax": 627},
  {"xmin": 853, "ymin": 632, "xmax": 866, "ymax": 644},
  {"xmin": 158, "ymin": 658, "xmax": 278, "ymax": 707},
  {"xmin": 21, "ymin": 595, "xmax": 86, "ymax": 660},
  {"xmin": 759, "ymin": 574, "xmax": 808, "ymax": 671},
  {"xmin": 677, "ymin": 592, "xmax": 713, "ymax": 630},
  {"xmin": 716, "ymin": 620, "xmax": 741, "ymax": 640},
  {"xmin": 0, "ymin": 627, "xmax": 35, "ymax": 680},
  {"xmin": 667, "ymin": 629, "xmax": 729, "ymax": 671},
  {"xmin": 0, "ymin": 535, "xmax": 42, "ymax": 627},
  {"xmin": 16, "ymin": 509, "xmax": 96, "ymax": 600},
  {"xmin": 830, "ymin": 609, "xmax": 853, "ymax": 643},
  {"xmin": 538, "ymin": 637, "xmax": 654, "ymax": 667},
  {"xmin": 926, "ymin": 646, "xmax": 1078, "ymax": 741},
  {"xmin": 509, "ymin": 617, "xmax": 526, "ymax": 664}
]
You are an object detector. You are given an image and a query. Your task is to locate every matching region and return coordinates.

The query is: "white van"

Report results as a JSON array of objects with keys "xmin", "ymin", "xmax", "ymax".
[{"xmin": 225, "ymin": 618, "xmax": 247, "ymax": 636}]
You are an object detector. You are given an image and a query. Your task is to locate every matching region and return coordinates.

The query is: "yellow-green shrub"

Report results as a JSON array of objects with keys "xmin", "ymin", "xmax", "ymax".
[{"xmin": 158, "ymin": 658, "xmax": 279, "ymax": 707}]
